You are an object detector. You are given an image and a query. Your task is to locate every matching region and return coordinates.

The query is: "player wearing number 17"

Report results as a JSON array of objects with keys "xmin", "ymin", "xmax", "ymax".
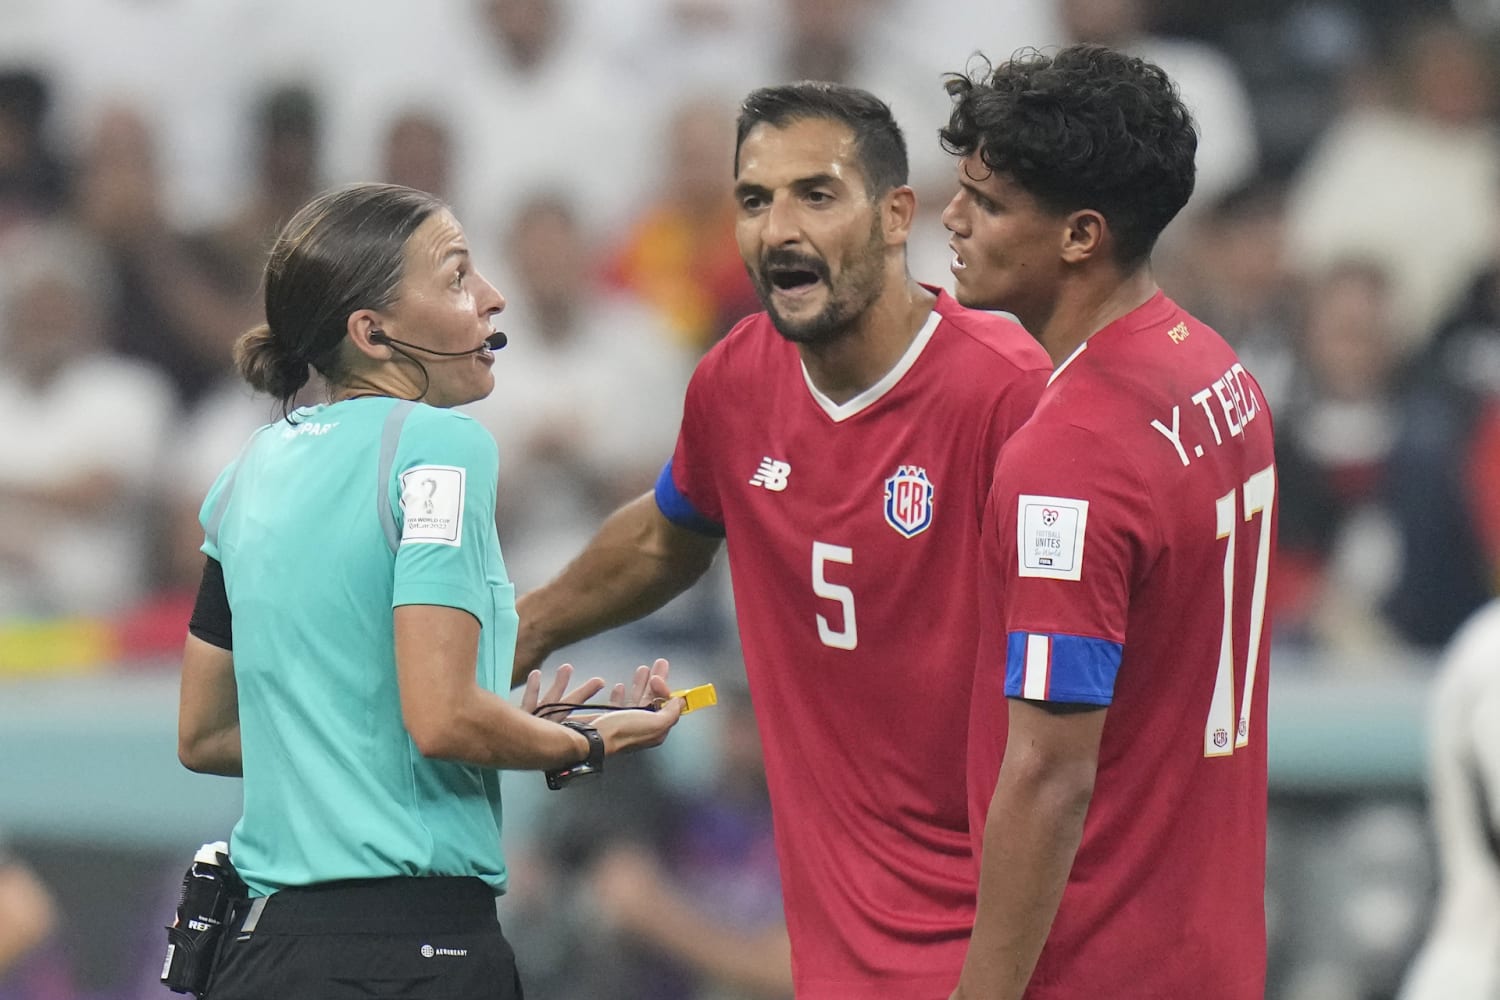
[
  {"xmin": 515, "ymin": 82, "xmax": 1050, "ymax": 998},
  {"xmin": 941, "ymin": 46, "xmax": 1277, "ymax": 1000}
]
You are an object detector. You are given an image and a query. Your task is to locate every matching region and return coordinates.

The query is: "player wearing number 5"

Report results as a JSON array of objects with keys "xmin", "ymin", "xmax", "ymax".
[
  {"xmin": 515, "ymin": 82, "xmax": 1049, "ymax": 998},
  {"xmin": 940, "ymin": 46, "xmax": 1277, "ymax": 1000}
]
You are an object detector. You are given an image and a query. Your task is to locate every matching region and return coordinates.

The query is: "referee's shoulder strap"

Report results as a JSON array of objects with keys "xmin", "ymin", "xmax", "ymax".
[
  {"xmin": 377, "ymin": 400, "xmax": 419, "ymax": 554},
  {"xmin": 202, "ymin": 421, "xmax": 281, "ymax": 554}
]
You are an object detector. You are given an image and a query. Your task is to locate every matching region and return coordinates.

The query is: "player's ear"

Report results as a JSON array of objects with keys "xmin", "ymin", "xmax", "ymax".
[
  {"xmin": 1060, "ymin": 209, "xmax": 1106, "ymax": 265},
  {"xmin": 881, "ymin": 184, "xmax": 917, "ymax": 247}
]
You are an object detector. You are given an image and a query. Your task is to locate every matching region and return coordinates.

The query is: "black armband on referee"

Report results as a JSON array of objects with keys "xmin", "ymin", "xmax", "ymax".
[{"xmin": 188, "ymin": 556, "xmax": 233, "ymax": 651}]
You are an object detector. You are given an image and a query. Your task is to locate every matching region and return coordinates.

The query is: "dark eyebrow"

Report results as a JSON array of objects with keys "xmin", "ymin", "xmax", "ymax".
[
  {"xmin": 733, "ymin": 174, "xmax": 845, "ymax": 200},
  {"xmin": 733, "ymin": 180, "xmax": 772, "ymax": 200},
  {"xmin": 792, "ymin": 173, "xmax": 841, "ymax": 192},
  {"xmin": 957, "ymin": 177, "xmax": 993, "ymax": 201}
]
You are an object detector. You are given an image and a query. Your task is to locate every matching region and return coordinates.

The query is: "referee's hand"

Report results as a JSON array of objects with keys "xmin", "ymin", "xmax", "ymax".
[{"xmin": 594, "ymin": 659, "xmax": 683, "ymax": 754}]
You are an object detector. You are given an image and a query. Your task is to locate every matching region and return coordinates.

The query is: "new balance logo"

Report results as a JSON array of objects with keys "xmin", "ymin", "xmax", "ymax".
[{"xmin": 749, "ymin": 457, "xmax": 791, "ymax": 492}]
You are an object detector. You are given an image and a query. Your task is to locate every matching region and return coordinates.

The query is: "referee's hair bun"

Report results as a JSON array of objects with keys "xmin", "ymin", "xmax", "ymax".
[{"xmin": 235, "ymin": 323, "xmax": 310, "ymax": 400}]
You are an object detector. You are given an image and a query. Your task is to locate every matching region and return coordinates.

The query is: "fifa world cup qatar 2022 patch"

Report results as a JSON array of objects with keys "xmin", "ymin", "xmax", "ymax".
[
  {"xmin": 1017, "ymin": 494, "xmax": 1089, "ymax": 581},
  {"xmin": 399, "ymin": 465, "xmax": 466, "ymax": 546},
  {"xmin": 883, "ymin": 465, "xmax": 934, "ymax": 538}
]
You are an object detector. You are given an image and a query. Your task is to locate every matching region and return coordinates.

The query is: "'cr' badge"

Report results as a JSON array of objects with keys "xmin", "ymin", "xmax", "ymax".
[{"xmin": 883, "ymin": 465, "xmax": 934, "ymax": 539}]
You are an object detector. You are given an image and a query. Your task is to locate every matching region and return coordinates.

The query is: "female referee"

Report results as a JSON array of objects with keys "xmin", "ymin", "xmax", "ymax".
[{"xmin": 175, "ymin": 182, "xmax": 684, "ymax": 999}]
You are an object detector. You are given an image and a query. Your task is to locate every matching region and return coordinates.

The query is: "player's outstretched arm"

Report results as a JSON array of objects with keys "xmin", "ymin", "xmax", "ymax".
[
  {"xmin": 513, "ymin": 492, "xmax": 721, "ymax": 687},
  {"xmin": 951, "ymin": 699, "xmax": 1106, "ymax": 1000}
]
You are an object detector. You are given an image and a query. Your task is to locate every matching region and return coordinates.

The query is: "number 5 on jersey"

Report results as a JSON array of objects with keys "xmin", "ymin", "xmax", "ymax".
[
  {"xmin": 1204, "ymin": 463, "xmax": 1275, "ymax": 757},
  {"xmin": 812, "ymin": 541, "xmax": 857, "ymax": 650}
]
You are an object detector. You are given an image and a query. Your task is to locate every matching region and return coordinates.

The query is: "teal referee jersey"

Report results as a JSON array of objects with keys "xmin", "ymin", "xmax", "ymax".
[{"xmin": 200, "ymin": 398, "xmax": 517, "ymax": 898}]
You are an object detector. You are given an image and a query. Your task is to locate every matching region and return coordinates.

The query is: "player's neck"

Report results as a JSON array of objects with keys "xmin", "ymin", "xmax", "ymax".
[
  {"xmin": 798, "ymin": 277, "xmax": 936, "ymax": 405},
  {"xmin": 1034, "ymin": 268, "xmax": 1159, "ymax": 368}
]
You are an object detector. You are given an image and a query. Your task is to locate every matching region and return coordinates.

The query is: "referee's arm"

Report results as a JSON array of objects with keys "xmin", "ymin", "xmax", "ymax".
[
  {"xmin": 179, "ymin": 555, "xmax": 242, "ymax": 775},
  {"xmin": 397, "ymin": 604, "xmax": 684, "ymax": 768},
  {"xmin": 397, "ymin": 604, "xmax": 592, "ymax": 769},
  {"xmin": 179, "ymin": 635, "xmax": 242, "ymax": 776}
]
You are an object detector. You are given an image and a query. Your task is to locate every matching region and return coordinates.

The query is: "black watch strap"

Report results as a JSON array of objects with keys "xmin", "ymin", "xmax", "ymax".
[{"xmin": 545, "ymin": 722, "xmax": 605, "ymax": 790}]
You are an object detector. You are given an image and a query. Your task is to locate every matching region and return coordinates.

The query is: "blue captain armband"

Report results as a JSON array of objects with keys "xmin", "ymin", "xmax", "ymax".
[
  {"xmin": 1005, "ymin": 632, "xmax": 1122, "ymax": 705},
  {"xmin": 654, "ymin": 460, "xmax": 725, "ymax": 538}
]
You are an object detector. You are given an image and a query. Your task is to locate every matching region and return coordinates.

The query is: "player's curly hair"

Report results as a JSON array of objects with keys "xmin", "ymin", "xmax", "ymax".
[{"xmin": 940, "ymin": 44, "xmax": 1197, "ymax": 268}]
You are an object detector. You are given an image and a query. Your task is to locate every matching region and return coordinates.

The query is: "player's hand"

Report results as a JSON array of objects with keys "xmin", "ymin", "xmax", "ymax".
[
  {"xmin": 607, "ymin": 658, "xmax": 673, "ymax": 708},
  {"xmin": 521, "ymin": 662, "xmax": 605, "ymax": 717}
]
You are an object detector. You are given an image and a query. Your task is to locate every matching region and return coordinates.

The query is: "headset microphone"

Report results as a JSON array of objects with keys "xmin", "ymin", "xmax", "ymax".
[{"xmin": 370, "ymin": 330, "xmax": 507, "ymax": 354}]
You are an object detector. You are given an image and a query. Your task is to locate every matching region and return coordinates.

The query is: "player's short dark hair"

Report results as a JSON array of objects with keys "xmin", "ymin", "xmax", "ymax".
[
  {"xmin": 735, "ymin": 82, "xmax": 909, "ymax": 196},
  {"xmin": 940, "ymin": 44, "xmax": 1197, "ymax": 268}
]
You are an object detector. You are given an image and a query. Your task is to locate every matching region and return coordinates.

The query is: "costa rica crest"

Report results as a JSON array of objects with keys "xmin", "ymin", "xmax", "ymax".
[{"xmin": 883, "ymin": 465, "xmax": 934, "ymax": 538}]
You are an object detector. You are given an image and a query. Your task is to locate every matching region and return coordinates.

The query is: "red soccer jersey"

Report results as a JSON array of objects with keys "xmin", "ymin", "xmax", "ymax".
[
  {"xmin": 657, "ymin": 288, "xmax": 1049, "ymax": 999},
  {"xmin": 969, "ymin": 292, "xmax": 1275, "ymax": 999}
]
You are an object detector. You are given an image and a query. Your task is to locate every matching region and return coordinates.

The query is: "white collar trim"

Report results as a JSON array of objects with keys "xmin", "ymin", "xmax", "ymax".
[
  {"xmin": 1047, "ymin": 339, "xmax": 1088, "ymax": 386},
  {"xmin": 802, "ymin": 309, "xmax": 942, "ymax": 422}
]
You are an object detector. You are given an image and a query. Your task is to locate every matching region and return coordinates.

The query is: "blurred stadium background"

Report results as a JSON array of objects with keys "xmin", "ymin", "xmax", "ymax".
[{"xmin": 0, "ymin": 0, "xmax": 1492, "ymax": 997}]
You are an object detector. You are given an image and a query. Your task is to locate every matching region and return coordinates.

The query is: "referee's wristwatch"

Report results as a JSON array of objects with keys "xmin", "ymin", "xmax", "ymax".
[{"xmin": 545, "ymin": 721, "xmax": 604, "ymax": 790}]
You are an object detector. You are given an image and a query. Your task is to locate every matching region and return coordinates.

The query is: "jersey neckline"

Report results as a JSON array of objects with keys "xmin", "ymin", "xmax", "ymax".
[
  {"xmin": 1047, "ymin": 290, "xmax": 1176, "ymax": 387},
  {"xmin": 799, "ymin": 306, "xmax": 942, "ymax": 423}
]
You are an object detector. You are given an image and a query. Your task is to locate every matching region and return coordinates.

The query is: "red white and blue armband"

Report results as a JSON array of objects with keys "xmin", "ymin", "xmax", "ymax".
[{"xmin": 1004, "ymin": 631, "xmax": 1122, "ymax": 705}]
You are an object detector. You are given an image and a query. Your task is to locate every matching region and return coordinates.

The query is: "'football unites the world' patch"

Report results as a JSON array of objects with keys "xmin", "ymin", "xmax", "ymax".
[{"xmin": 1017, "ymin": 494, "xmax": 1089, "ymax": 581}]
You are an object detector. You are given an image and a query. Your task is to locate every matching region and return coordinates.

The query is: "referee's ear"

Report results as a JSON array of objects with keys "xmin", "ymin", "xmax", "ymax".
[{"xmin": 348, "ymin": 309, "xmax": 391, "ymax": 360}]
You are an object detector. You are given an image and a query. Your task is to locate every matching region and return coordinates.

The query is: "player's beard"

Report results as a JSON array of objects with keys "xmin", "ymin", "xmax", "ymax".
[{"xmin": 754, "ymin": 216, "xmax": 886, "ymax": 346}]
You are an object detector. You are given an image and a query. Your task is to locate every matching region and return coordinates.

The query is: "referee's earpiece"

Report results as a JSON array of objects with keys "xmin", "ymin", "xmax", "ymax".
[{"xmin": 368, "ymin": 330, "xmax": 501, "ymax": 356}]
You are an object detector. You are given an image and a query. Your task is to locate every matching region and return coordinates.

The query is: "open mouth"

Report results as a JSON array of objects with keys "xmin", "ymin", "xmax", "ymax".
[{"xmin": 765, "ymin": 261, "xmax": 825, "ymax": 296}]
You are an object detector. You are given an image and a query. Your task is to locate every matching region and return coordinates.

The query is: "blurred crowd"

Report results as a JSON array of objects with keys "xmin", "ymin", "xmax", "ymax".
[{"xmin": 1, "ymin": 0, "xmax": 1496, "ymax": 997}]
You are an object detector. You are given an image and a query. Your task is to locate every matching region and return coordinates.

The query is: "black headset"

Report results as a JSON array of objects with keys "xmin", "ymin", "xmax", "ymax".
[{"xmin": 370, "ymin": 330, "xmax": 508, "ymax": 354}]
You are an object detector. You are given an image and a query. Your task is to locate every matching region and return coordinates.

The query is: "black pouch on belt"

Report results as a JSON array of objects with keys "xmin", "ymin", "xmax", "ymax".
[{"xmin": 161, "ymin": 840, "xmax": 246, "ymax": 996}]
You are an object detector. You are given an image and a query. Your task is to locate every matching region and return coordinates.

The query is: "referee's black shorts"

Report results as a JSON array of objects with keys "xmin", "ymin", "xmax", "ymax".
[{"xmin": 207, "ymin": 876, "xmax": 523, "ymax": 1000}]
